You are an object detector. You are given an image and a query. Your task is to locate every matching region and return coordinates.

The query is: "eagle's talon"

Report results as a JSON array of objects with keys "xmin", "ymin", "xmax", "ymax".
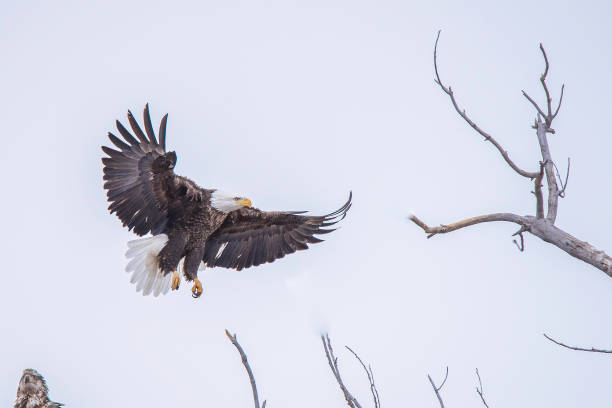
[
  {"xmin": 171, "ymin": 270, "xmax": 180, "ymax": 291},
  {"xmin": 191, "ymin": 278, "xmax": 203, "ymax": 298}
]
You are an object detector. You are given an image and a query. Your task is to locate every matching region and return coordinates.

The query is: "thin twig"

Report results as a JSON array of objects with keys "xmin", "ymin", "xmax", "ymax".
[
  {"xmin": 539, "ymin": 44, "xmax": 554, "ymax": 123},
  {"xmin": 475, "ymin": 369, "xmax": 491, "ymax": 408},
  {"xmin": 433, "ymin": 30, "xmax": 538, "ymax": 180},
  {"xmin": 522, "ymin": 90, "xmax": 547, "ymax": 120},
  {"xmin": 553, "ymin": 158, "xmax": 570, "ymax": 197},
  {"xmin": 512, "ymin": 227, "xmax": 526, "ymax": 252},
  {"xmin": 552, "ymin": 84, "xmax": 565, "ymax": 119},
  {"xmin": 322, "ymin": 334, "xmax": 363, "ymax": 408},
  {"xmin": 346, "ymin": 346, "xmax": 381, "ymax": 408},
  {"xmin": 427, "ymin": 368, "xmax": 448, "ymax": 408},
  {"xmin": 543, "ymin": 333, "xmax": 612, "ymax": 354},
  {"xmin": 225, "ymin": 330, "xmax": 266, "ymax": 408}
]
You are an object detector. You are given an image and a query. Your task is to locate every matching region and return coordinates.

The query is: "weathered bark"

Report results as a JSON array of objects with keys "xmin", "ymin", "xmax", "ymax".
[
  {"xmin": 410, "ymin": 33, "xmax": 611, "ymax": 279},
  {"xmin": 527, "ymin": 217, "xmax": 612, "ymax": 276}
]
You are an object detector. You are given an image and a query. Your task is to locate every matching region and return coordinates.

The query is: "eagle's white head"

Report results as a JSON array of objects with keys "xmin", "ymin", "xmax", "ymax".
[{"xmin": 211, "ymin": 191, "xmax": 252, "ymax": 213}]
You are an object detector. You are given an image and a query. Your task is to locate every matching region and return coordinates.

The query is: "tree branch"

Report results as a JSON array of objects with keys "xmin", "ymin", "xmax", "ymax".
[
  {"xmin": 553, "ymin": 157, "xmax": 570, "ymax": 198},
  {"xmin": 543, "ymin": 333, "xmax": 612, "ymax": 354},
  {"xmin": 409, "ymin": 213, "xmax": 527, "ymax": 238},
  {"xmin": 534, "ymin": 161, "xmax": 545, "ymax": 218},
  {"xmin": 322, "ymin": 334, "xmax": 363, "ymax": 408},
  {"xmin": 225, "ymin": 330, "xmax": 266, "ymax": 408},
  {"xmin": 527, "ymin": 217, "xmax": 612, "ymax": 276},
  {"xmin": 535, "ymin": 116, "xmax": 559, "ymax": 222},
  {"xmin": 539, "ymin": 43, "xmax": 554, "ymax": 124},
  {"xmin": 433, "ymin": 30, "xmax": 538, "ymax": 180},
  {"xmin": 553, "ymin": 84, "xmax": 565, "ymax": 119},
  {"xmin": 427, "ymin": 367, "xmax": 448, "ymax": 408},
  {"xmin": 512, "ymin": 227, "xmax": 526, "ymax": 252},
  {"xmin": 345, "ymin": 347, "xmax": 381, "ymax": 408},
  {"xmin": 475, "ymin": 369, "xmax": 491, "ymax": 408}
]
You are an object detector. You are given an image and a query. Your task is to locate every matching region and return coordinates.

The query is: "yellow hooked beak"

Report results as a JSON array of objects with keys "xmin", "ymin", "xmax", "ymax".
[{"xmin": 236, "ymin": 198, "xmax": 252, "ymax": 208}]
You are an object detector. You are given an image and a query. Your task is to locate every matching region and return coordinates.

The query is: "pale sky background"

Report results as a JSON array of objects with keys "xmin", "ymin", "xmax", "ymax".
[{"xmin": 1, "ymin": 0, "xmax": 611, "ymax": 407}]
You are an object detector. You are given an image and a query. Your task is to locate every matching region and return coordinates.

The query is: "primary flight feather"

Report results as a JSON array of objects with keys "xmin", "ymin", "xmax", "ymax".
[{"xmin": 102, "ymin": 105, "xmax": 351, "ymax": 298}]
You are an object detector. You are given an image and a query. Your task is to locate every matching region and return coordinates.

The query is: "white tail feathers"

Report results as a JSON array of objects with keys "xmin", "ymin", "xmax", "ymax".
[{"xmin": 125, "ymin": 234, "xmax": 171, "ymax": 297}]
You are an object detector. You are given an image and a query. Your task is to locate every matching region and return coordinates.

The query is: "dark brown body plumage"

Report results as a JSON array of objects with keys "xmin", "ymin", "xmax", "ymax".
[
  {"xmin": 14, "ymin": 369, "xmax": 63, "ymax": 408},
  {"xmin": 102, "ymin": 105, "xmax": 351, "ymax": 295}
]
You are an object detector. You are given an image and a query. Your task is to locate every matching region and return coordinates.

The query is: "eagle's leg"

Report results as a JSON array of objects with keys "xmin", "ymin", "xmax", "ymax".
[
  {"xmin": 158, "ymin": 231, "xmax": 189, "ymax": 293},
  {"xmin": 171, "ymin": 270, "xmax": 180, "ymax": 291},
  {"xmin": 183, "ymin": 247, "xmax": 206, "ymax": 298}
]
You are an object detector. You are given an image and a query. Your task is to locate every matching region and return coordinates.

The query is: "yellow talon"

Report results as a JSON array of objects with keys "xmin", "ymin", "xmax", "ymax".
[
  {"xmin": 192, "ymin": 278, "xmax": 203, "ymax": 298},
  {"xmin": 171, "ymin": 270, "xmax": 180, "ymax": 291}
]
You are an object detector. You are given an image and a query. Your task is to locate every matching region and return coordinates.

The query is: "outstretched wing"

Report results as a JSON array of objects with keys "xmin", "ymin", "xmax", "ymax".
[
  {"xmin": 203, "ymin": 193, "xmax": 352, "ymax": 271},
  {"xmin": 101, "ymin": 104, "xmax": 202, "ymax": 236}
]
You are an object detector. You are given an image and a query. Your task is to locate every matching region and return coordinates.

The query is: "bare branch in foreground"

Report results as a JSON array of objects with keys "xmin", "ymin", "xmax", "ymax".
[
  {"xmin": 543, "ymin": 333, "xmax": 612, "ymax": 354},
  {"xmin": 225, "ymin": 330, "xmax": 267, "ymax": 408},
  {"xmin": 427, "ymin": 367, "xmax": 449, "ymax": 408},
  {"xmin": 322, "ymin": 334, "xmax": 364, "ymax": 408},
  {"xmin": 433, "ymin": 30, "xmax": 538, "ymax": 180},
  {"xmin": 475, "ymin": 369, "xmax": 491, "ymax": 408},
  {"xmin": 411, "ymin": 33, "xmax": 612, "ymax": 278},
  {"xmin": 345, "ymin": 346, "xmax": 381, "ymax": 408}
]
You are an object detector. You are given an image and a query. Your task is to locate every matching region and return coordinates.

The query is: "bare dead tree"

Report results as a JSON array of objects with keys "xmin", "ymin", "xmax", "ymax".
[
  {"xmin": 322, "ymin": 334, "xmax": 381, "ymax": 408},
  {"xmin": 225, "ymin": 329, "xmax": 267, "ymax": 408},
  {"xmin": 409, "ymin": 31, "xmax": 612, "ymax": 277},
  {"xmin": 543, "ymin": 333, "xmax": 612, "ymax": 354}
]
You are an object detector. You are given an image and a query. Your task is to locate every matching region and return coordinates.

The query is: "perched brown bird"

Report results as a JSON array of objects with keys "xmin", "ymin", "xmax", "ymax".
[
  {"xmin": 14, "ymin": 369, "xmax": 63, "ymax": 408},
  {"xmin": 102, "ymin": 105, "xmax": 351, "ymax": 298}
]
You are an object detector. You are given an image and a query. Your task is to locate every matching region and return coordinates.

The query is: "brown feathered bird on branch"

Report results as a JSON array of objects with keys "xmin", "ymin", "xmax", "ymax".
[
  {"xmin": 102, "ymin": 105, "xmax": 351, "ymax": 298},
  {"xmin": 14, "ymin": 369, "xmax": 63, "ymax": 408}
]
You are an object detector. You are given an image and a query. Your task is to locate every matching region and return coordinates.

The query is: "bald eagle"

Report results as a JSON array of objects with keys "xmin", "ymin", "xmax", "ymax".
[
  {"xmin": 102, "ymin": 105, "xmax": 351, "ymax": 298},
  {"xmin": 14, "ymin": 369, "xmax": 63, "ymax": 408}
]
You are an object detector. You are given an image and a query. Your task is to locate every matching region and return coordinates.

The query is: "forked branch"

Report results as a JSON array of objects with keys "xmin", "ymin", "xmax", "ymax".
[
  {"xmin": 322, "ymin": 334, "xmax": 364, "ymax": 408},
  {"xmin": 322, "ymin": 334, "xmax": 382, "ymax": 408},
  {"xmin": 427, "ymin": 367, "xmax": 449, "ymax": 408},
  {"xmin": 346, "ymin": 347, "xmax": 381, "ymax": 408}
]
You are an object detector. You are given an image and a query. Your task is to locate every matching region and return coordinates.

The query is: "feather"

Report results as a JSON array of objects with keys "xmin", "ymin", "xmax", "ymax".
[
  {"xmin": 125, "ymin": 234, "xmax": 170, "ymax": 296},
  {"xmin": 143, "ymin": 104, "xmax": 157, "ymax": 145},
  {"xmin": 159, "ymin": 113, "xmax": 168, "ymax": 150},
  {"xmin": 127, "ymin": 109, "xmax": 149, "ymax": 144}
]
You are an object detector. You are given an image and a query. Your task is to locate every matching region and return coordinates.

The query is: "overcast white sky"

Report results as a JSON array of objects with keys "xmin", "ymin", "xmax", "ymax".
[{"xmin": 1, "ymin": 0, "xmax": 611, "ymax": 406}]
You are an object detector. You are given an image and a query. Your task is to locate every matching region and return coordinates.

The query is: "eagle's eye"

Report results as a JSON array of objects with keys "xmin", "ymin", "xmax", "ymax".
[{"xmin": 233, "ymin": 197, "xmax": 241, "ymax": 201}]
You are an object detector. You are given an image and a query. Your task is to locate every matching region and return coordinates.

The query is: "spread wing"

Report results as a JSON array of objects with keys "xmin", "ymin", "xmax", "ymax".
[
  {"xmin": 101, "ymin": 104, "xmax": 203, "ymax": 236},
  {"xmin": 203, "ymin": 193, "xmax": 352, "ymax": 271}
]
